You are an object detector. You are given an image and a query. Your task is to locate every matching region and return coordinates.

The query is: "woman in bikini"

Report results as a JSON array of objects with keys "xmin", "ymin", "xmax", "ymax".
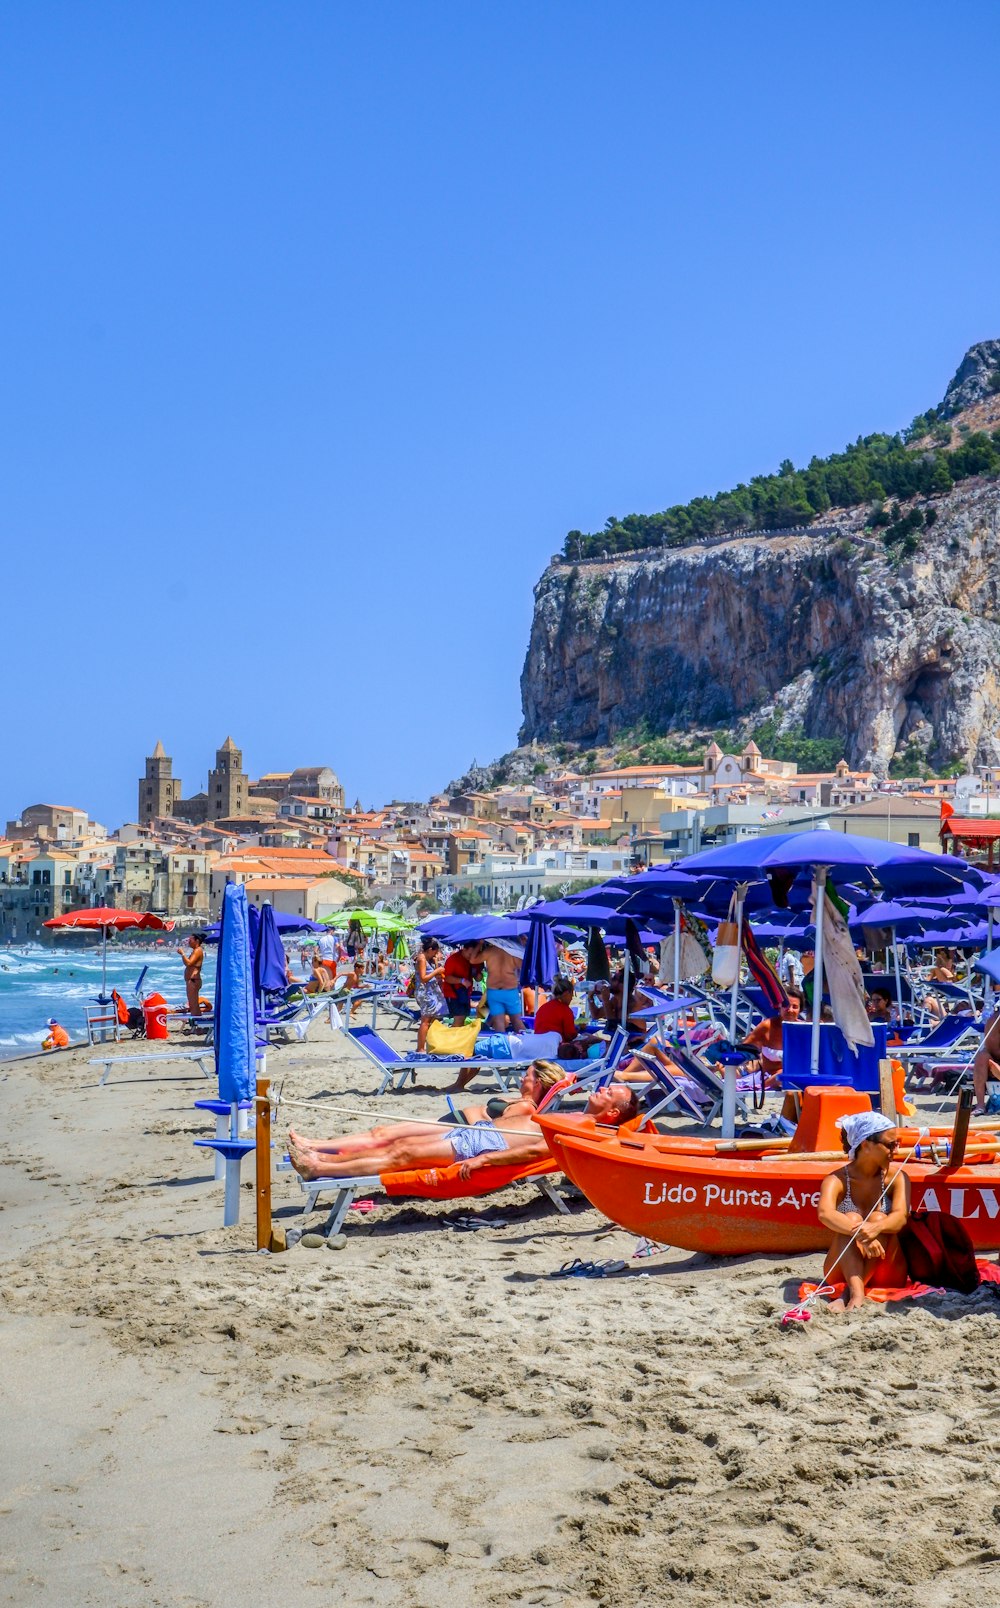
[{"xmin": 817, "ymin": 1112, "xmax": 910, "ymax": 1311}]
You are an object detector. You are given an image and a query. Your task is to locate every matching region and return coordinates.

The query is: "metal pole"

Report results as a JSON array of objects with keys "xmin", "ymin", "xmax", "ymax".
[
  {"xmin": 722, "ymin": 893, "xmax": 746, "ymax": 1140},
  {"xmin": 621, "ymin": 948, "xmax": 630, "ymax": 1030},
  {"xmin": 728, "ymin": 893, "xmax": 745, "ymax": 1045},
  {"xmin": 223, "ymin": 1155, "xmax": 242, "ymax": 1227},
  {"xmin": 255, "ymin": 1075, "xmax": 272, "ymax": 1252},
  {"xmin": 986, "ymin": 911, "xmax": 995, "ymax": 1014},
  {"xmin": 810, "ymin": 867, "xmax": 828, "ymax": 1078},
  {"xmin": 892, "ymin": 934, "xmax": 904, "ymax": 1023},
  {"xmin": 672, "ymin": 900, "xmax": 681, "ymax": 998}
]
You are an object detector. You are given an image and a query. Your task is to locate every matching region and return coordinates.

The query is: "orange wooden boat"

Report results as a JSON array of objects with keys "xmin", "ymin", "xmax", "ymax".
[{"xmin": 535, "ymin": 1087, "xmax": 1000, "ymax": 1256}]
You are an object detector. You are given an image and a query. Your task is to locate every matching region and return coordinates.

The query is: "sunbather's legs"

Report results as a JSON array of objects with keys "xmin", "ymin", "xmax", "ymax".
[
  {"xmin": 288, "ymin": 1123, "xmax": 440, "ymax": 1157},
  {"xmin": 290, "ymin": 1130, "xmax": 455, "ymax": 1180}
]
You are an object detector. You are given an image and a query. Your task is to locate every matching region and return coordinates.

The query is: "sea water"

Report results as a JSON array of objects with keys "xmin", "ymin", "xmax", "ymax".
[{"xmin": 0, "ymin": 943, "xmax": 219, "ymax": 1055}]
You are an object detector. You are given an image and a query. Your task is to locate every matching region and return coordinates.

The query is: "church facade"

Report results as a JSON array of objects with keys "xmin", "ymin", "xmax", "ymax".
[{"xmin": 138, "ymin": 740, "xmax": 345, "ymax": 826}]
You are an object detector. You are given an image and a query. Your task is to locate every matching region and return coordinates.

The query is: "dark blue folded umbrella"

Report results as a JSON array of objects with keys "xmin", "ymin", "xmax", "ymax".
[{"xmin": 519, "ymin": 920, "xmax": 557, "ymax": 988}]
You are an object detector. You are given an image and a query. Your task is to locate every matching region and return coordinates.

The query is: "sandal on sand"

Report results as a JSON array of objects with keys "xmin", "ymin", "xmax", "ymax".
[{"xmin": 551, "ymin": 1258, "xmax": 626, "ymax": 1279}]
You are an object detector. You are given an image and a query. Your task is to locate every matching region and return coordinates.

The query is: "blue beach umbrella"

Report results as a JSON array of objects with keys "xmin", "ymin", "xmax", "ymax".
[
  {"xmin": 519, "ymin": 919, "xmax": 557, "ymax": 989},
  {"xmin": 254, "ymin": 902, "xmax": 289, "ymax": 998},
  {"xmin": 214, "ymin": 882, "xmax": 256, "ymax": 1107},
  {"xmin": 677, "ymin": 829, "xmax": 986, "ymax": 898},
  {"xmin": 418, "ymin": 913, "xmax": 533, "ymax": 944}
]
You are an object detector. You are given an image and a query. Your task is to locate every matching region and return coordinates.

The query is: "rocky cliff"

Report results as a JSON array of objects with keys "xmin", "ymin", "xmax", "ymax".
[{"xmin": 520, "ymin": 350, "xmax": 1000, "ymax": 773}]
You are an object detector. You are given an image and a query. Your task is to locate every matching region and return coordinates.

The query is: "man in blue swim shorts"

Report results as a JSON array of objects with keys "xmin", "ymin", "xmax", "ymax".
[
  {"xmin": 288, "ymin": 1063, "xmax": 639, "ymax": 1182},
  {"xmin": 482, "ymin": 938, "xmax": 526, "ymax": 1032}
]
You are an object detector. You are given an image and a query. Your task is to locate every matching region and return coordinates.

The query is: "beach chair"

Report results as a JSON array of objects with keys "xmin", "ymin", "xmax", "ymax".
[
  {"xmin": 345, "ymin": 1024, "xmax": 537, "ymax": 1095},
  {"xmin": 89, "ymin": 1048, "xmax": 214, "ymax": 1086},
  {"xmin": 259, "ymin": 987, "xmax": 346, "ymax": 1043},
  {"xmin": 649, "ymin": 1039, "xmax": 754, "ymax": 1128},
  {"xmin": 290, "ymin": 1158, "xmax": 570, "ymax": 1237},
  {"xmin": 345, "ymin": 1022, "xmax": 633, "ymax": 1098},
  {"xmin": 84, "ymin": 1002, "xmax": 123, "ymax": 1046},
  {"xmin": 892, "ymin": 1014, "xmax": 982, "ymax": 1061}
]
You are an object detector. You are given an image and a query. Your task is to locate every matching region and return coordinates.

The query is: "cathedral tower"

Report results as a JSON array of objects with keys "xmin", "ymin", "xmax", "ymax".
[
  {"xmin": 207, "ymin": 736, "xmax": 246, "ymax": 820},
  {"xmin": 138, "ymin": 741, "xmax": 180, "ymax": 825}
]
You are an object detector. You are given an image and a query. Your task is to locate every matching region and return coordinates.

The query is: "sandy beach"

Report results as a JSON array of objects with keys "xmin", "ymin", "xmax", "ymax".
[{"xmin": 3, "ymin": 1023, "xmax": 1000, "ymax": 1607}]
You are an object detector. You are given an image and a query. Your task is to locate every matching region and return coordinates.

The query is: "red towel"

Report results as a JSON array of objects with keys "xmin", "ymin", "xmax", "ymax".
[{"xmin": 800, "ymin": 1261, "xmax": 1000, "ymax": 1305}]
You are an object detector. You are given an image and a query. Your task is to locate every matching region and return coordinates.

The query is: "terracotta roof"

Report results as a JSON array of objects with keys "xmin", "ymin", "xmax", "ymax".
[
  {"xmin": 242, "ymin": 877, "xmax": 321, "ymax": 891},
  {"xmin": 940, "ymin": 817, "xmax": 1000, "ymax": 838}
]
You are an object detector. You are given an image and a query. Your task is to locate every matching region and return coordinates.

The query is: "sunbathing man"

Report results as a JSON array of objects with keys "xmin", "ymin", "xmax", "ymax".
[{"xmin": 288, "ymin": 1062, "xmax": 639, "ymax": 1182}]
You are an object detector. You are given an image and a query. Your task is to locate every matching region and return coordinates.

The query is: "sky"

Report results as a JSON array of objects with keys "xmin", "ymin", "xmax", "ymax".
[{"xmin": 2, "ymin": 1, "xmax": 999, "ymax": 828}]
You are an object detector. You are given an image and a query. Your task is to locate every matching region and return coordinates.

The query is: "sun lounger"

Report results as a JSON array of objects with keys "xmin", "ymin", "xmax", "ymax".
[
  {"xmin": 290, "ymin": 1155, "xmax": 569, "ymax": 1236},
  {"xmin": 259, "ymin": 989, "xmax": 346, "ymax": 1042},
  {"xmin": 892, "ymin": 1015, "xmax": 982, "ymax": 1060},
  {"xmin": 346, "ymin": 1022, "xmax": 633, "ymax": 1097},
  {"xmin": 646, "ymin": 1040, "xmax": 754, "ymax": 1128},
  {"xmin": 89, "ymin": 1048, "xmax": 214, "ymax": 1086}
]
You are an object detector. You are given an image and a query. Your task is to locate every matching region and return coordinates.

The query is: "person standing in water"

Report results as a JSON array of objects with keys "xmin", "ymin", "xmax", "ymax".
[{"xmin": 177, "ymin": 933, "xmax": 204, "ymax": 1017}]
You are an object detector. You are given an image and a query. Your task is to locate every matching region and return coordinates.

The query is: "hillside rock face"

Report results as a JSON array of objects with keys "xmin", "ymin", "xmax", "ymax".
[
  {"xmin": 940, "ymin": 340, "xmax": 1000, "ymax": 417},
  {"xmin": 519, "ymin": 478, "xmax": 1000, "ymax": 773}
]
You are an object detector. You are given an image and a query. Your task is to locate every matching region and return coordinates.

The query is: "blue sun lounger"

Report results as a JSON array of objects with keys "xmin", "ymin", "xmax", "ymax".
[{"xmin": 346, "ymin": 1023, "xmax": 633, "ymax": 1097}]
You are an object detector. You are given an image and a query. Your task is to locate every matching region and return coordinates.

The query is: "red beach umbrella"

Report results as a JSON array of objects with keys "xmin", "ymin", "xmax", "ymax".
[{"xmin": 44, "ymin": 907, "xmax": 175, "ymax": 998}]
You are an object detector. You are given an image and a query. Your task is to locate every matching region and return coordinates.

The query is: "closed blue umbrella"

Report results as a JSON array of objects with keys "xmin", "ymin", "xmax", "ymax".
[
  {"xmin": 254, "ymin": 902, "xmax": 289, "ymax": 998},
  {"xmin": 215, "ymin": 882, "xmax": 256, "ymax": 1107},
  {"xmin": 519, "ymin": 919, "xmax": 557, "ymax": 989}
]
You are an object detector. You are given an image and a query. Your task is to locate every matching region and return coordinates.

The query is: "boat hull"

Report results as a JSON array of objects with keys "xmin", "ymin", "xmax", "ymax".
[{"xmin": 537, "ymin": 1115, "xmax": 1000, "ymax": 1256}]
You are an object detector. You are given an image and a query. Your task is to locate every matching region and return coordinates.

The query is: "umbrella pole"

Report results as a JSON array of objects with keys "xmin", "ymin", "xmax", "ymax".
[
  {"xmin": 102, "ymin": 925, "xmax": 107, "ymax": 1001},
  {"xmin": 721, "ymin": 893, "xmax": 746, "ymax": 1140},
  {"xmin": 727, "ymin": 893, "xmax": 745, "ymax": 1045},
  {"xmin": 621, "ymin": 950, "xmax": 630, "ymax": 1030},
  {"xmin": 672, "ymin": 900, "xmax": 681, "ymax": 999},
  {"xmin": 256, "ymin": 1074, "xmax": 274, "ymax": 1251},
  {"xmin": 810, "ymin": 868, "xmax": 828, "ymax": 1079},
  {"xmin": 987, "ymin": 912, "xmax": 995, "ymax": 1014},
  {"xmin": 892, "ymin": 934, "xmax": 904, "ymax": 1023}
]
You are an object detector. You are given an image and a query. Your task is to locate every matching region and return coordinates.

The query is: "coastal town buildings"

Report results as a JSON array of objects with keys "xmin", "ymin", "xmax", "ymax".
[{"xmin": 1, "ymin": 736, "xmax": 993, "ymax": 941}]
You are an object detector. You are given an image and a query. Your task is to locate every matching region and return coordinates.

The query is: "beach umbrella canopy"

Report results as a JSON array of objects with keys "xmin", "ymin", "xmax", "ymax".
[
  {"xmin": 975, "ymin": 949, "xmax": 1000, "ymax": 985},
  {"xmin": 214, "ymin": 883, "xmax": 255, "ymax": 1106},
  {"xmin": 201, "ymin": 910, "xmax": 324, "ymax": 942},
  {"xmin": 418, "ymin": 913, "xmax": 533, "ymax": 944},
  {"xmin": 43, "ymin": 906, "xmax": 174, "ymax": 998},
  {"xmin": 321, "ymin": 908, "xmax": 414, "ymax": 934},
  {"xmin": 519, "ymin": 919, "xmax": 557, "ymax": 989},
  {"xmin": 677, "ymin": 830, "xmax": 986, "ymax": 898},
  {"xmin": 253, "ymin": 903, "xmax": 288, "ymax": 997}
]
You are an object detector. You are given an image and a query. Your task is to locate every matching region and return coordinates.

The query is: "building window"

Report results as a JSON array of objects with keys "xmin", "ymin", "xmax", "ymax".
[{"xmin": 908, "ymin": 832, "xmax": 920, "ymax": 847}]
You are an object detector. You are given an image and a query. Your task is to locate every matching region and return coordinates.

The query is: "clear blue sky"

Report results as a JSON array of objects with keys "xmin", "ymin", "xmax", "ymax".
[{"xmin": 3, "ymin": 1, "xmax": 999, "ymax": 827}]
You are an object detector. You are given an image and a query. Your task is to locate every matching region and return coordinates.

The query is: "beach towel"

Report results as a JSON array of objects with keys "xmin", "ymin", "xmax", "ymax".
[
  {"xmin": 799, "ymin": 1262, "xmax": 1000, "ymax": 1305},
  {"xmin": 741, "ymin": 925, "xmax": 789, "ymax": 1014},
  {"xmin": 816, "ymin": 889, "xmax": 874, "ymax": 1055},
  {"xmin": 658, "ymin": 929, "xmax": 709, "ymax": 984}
]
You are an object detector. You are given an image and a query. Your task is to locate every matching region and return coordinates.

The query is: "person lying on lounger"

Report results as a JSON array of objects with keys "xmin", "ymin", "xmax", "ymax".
[{"xmin": 288, "ymin": 1060, "xmax": 639, "ymax": 1182}]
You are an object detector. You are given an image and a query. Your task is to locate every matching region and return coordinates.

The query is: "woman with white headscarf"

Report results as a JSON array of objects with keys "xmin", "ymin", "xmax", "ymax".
[{"xmin": 816, "ymin": 1112, "xmax": 911, "ymax": 1310}]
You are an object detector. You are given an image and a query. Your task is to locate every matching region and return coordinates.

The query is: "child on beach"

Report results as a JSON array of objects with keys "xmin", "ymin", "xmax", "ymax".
[{"xmin": 41, "ymin": 1018, "xmax": 69, "ymax": 1051}]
